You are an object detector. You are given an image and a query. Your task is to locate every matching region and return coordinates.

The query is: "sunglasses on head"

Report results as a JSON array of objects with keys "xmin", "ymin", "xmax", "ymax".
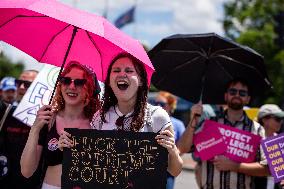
[
  {"xmin": 15, "ymin": 79, "xmax": 32, "ymax": 89},
  {"xmin": 227, "ymin": 88, "xmax": 248, "ymax": 97},
  {"xmin": 152, "ymin": 101, "xmax": 167, "ymax": 107},
  {"xmin": 59, "ymin": 77, "xmax": 87, "ymax": 87}
]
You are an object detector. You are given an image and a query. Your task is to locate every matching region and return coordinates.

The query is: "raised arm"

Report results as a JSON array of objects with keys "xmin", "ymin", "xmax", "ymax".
[
  {"xmin": 20, "ymin": 105, "xmax": 52, "ymax": 178},
  {"xmin": 177, "ymin": 103, "xmax": 203, "ymax": 154}
]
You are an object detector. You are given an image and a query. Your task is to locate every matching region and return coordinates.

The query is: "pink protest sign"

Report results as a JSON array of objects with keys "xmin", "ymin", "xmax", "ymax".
[
  {"xmin": 203, "ymin": 120, "xmax": 262, "ymax": 163},
  {"xmin": 193, "ymin": 125, "xmax": 227, "ymax": 161}
]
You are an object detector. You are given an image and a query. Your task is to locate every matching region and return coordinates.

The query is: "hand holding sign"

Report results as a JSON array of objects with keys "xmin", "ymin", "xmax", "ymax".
[
  {"xmin": 58, "ymin": 130, "xmax": 73, "ymax": 151},
  {"xmin": 156, "ymin": 129, "xmax": 176, "ymax": 154},
  {"xmin": 32, "ymin": 105, "xmax": 53, "ymax": 131},
  {"xmin": 213, "ymin": 155, "xmax": 239, "ymax": 172}
]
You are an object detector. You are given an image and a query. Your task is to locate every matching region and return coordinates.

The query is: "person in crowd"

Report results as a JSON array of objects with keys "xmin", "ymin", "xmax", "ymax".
[
  {"xmin": 0, "ymin": 71, "xmax": 38, "ymax": 189},
  {"xmin": 88, "ymin": 53, "xmax": 183, "ymax": 181},
  {"xmin": 254, "ymin": 104, "xmax": 284, "ymax": 189},
  {"xmin": 191, "ymin": 104, "xmax": 225, "ymax": 188},
  {"xmin": 20, "ymin": 61, "xmax": 101, "ymax": 189},
  {"xmin": 15, "ymin": 70, "xmax": 38, "ymax": 103},
  {"xmin": 177, "ymin": 78, "xmax": 270, "ymax": 189},
  {"xmin": 0, "ymin": 77, "xmax": 17, "ymax": 105},
  {"xmin": 153, "ymin": 91, "xmax": 185, "ymax": 189}
]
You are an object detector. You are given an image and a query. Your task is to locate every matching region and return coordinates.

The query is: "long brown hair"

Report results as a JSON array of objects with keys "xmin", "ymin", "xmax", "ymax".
[
  {"xmin": 51, "ymin": 61, "xmax": 101, "ymax": 121},
  {"xmin": 101, "ymin": 53, "xmax": 148, "ymax": 131}
]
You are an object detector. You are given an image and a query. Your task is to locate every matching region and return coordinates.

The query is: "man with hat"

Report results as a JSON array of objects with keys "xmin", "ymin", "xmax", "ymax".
[{"xmin": 0, "ymin": 77, "xmax": 17, "ymax": 105}]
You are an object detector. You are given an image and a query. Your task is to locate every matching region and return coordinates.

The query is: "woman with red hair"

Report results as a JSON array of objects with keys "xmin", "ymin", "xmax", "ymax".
[{"xmin": 20, "ymin": 61, "xmax": 101, "ymax": 189}]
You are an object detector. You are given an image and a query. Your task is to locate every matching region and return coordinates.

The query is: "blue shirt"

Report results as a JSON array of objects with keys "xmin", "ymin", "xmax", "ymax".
[{"xmin": 170, "ymin": 116, "xmax": 185, "ymax": 143}]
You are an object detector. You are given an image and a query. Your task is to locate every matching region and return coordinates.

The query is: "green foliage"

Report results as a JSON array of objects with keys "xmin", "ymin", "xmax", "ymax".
[
  {"xmin": 0, "ymin": 53, "xmax": 24, "ymax": 80},
  {"xmin": 222, "ymin": 0, "xmax": 284, "ymax": 106}
]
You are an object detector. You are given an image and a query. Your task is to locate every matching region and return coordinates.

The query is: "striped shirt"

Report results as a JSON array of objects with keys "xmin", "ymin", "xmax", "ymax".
[{"xmin": 196, "ymin": 110, "xmax": 266, "ymax": 189}]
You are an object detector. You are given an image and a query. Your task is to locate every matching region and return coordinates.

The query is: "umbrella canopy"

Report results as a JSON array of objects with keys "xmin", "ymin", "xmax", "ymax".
[
  {"xmin": 149, "ymin": 33, "xmax": 272, "ymax": 104},
  {"xmin": 0, "ymin": 0, "xmax": 154, "ymax": 85}
]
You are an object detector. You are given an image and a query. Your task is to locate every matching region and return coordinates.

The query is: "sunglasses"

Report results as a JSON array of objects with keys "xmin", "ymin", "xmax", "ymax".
[
  {"xmin": 227, "ymin": 88, "xmax": 248, "ymax": 97},
  {"xmin": 116, "ymin": 115, "xmax": 125, "ymax": 130},
  {"xmin": 15, "ymin": 79, "xmax": 32, "ymax": 89},
  {"xmin": 59, "ymin": 77, "xmax": 87, "ymax": 87},
  {"xmin": 152, "ymin": 101, "xmax": 167, "ymax": 107}
]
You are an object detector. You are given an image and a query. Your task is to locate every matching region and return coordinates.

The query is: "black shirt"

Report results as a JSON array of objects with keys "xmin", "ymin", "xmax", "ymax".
[
  {"xmin": 0, "ymin": 100, "xmax": 42, "ymax": 189},
  {"xmin": 38, "ymin": 122, "xmax": 63, "ymax": 166}
]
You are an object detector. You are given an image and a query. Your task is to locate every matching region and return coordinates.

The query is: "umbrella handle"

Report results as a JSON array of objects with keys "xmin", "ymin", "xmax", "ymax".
[
  {"xmin": 189, "ymin": 100, "xmax": 202, "ymax": 129},
  {"xmin": 188, "ymin": 113, "xmax": 201, "ymax": 129}
]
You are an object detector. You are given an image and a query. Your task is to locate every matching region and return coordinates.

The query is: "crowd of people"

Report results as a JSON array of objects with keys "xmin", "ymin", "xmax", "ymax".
[{"xmin": 0, "ymin": 53, "xmax": 284, "ymax": 189}]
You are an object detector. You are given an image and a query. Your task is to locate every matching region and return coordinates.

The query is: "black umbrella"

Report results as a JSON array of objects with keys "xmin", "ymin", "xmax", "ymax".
[{"xmin": 149, "ymin": 33, "xmax": 272, "ymax": 104}]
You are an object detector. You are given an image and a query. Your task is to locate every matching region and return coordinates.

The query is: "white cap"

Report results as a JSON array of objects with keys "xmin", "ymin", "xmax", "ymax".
[{"xmin": 258, "ymin": 104, "xmax": 284, "ymax": 120}]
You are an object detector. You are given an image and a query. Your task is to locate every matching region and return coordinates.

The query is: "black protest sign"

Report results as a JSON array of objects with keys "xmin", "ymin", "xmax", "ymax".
[{"xmin": 62, "ymin": 129, "xmax": 168, "ymax": 189}]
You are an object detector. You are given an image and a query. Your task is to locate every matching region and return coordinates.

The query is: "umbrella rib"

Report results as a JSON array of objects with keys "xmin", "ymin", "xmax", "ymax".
[
  {"xmin": 182, "ymin": 38, "xmax": 208, "ymax": 57},
  {"xmin": 172, "ymin": 56, "xmax": 202, "ymax": 72},
  {"xmin": 39, "ymin": 24, "xmax": 72, "ymax": 62},
  {"xmin": 0, "ymin": 15, "xmax": 47, "ymax": 28},
  {"xmin": 85, "ymin": 31, "xmax": 103, "ymax": 79},
  {"xmin": 213, "ymin": 54, "xmax": 260, "ymax": 71},
  {"xmin": 155, "ymin": 56, "xmax": 202, "ymax": 86},
  {"xmin": 213, "ymin": 54, "xmax": 271, "ymax": 86},
  {"xmin": 210, "ymin": 47, "xmax": 244, "ymax": 57},
  {"xmin": 160, "ymin": 49, "xmax": 207, "ymax": 58},
  {"xmin": 214, "ymin": 59, "xmax": 234, "ymax": 80}
]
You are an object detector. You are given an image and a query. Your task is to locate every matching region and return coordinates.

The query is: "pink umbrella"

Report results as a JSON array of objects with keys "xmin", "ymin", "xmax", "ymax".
[{"xmin": 0, "ymin": 0, "xmax": 154, "ymax": 101}]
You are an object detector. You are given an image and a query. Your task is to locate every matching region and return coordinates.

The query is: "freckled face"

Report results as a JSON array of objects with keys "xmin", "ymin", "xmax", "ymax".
[{"xmin": 109, "ymin": 57, "xmax": 141, "ymax": 103}]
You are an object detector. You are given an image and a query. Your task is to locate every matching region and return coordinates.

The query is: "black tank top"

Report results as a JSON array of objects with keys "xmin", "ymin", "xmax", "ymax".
[{"xmin": 38, "ymin": 122, "xmax": 63, "ymax": 166}]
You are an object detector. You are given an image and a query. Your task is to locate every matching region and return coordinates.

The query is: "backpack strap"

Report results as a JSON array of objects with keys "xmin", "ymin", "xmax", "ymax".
[{"xmin": 0, "ymin": 104, "xmax": 12, "ymax": 132}]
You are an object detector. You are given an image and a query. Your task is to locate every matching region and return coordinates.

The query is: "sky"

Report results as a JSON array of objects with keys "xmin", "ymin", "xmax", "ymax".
[{"xmin": 0, "ymin": 0, "xmax": 226, "ymax": 71}]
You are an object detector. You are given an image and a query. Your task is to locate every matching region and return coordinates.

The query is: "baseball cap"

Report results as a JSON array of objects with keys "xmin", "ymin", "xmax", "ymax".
[
  {"xmin": 0, "ymin": 77, "xmax": 17, "ymax": 91},
  {"xmin": 257, "ymin": 104, "xmax": 284, "ymax": 120}
]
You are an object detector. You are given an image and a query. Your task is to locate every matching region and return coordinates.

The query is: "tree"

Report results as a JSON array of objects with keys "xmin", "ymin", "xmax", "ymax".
[
  {"xmin": 0, "ymin": 52, "xmax": 24, "ymax": 80},
  {"xmin": 222, "ymin": 0, "xmax": 284, "ymax": 107}
]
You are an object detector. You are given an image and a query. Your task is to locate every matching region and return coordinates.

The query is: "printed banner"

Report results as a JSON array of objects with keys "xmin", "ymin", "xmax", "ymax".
[
  {"xmin": 62, "ymin": 129, "xmax": 168, "ymax": 189},
  {"xmin": 261, "ymin": 133, "xmax": 284, "ymax": 183},
  {"xmin": 202, "ymin": 120, "xmax": 261, "ymax": 163},
  {"xmin": 193, "ymin": 125, "xmax": 226, "ymax": 160},
  {"xmin": 13, "ymin": 64, "xmax": 60, "ymax": 126}
]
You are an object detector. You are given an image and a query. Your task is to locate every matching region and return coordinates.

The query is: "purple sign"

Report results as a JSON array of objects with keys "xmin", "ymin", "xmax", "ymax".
[{"xmin": 261, "ymin": 133, "xmax": 284, "ymax": 183}]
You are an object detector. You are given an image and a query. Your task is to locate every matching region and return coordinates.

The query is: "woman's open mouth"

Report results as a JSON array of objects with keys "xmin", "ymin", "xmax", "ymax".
[
  {"xmin": 66, "ymin": 92, "xmax": 78, "ymax": 97},
  {"xmin": 117, "ymin": 81, "xmax": 129, "ymax": 91}
]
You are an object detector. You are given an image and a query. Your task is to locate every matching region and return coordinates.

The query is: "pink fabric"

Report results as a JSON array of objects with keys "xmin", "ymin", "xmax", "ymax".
[
  {"xmin": 0, "ymin": 0, "xmax": 154, "ymax": 84},
  {"xmin": 193, "ymin": 125, "xmax": 226, "ymax": 161}
]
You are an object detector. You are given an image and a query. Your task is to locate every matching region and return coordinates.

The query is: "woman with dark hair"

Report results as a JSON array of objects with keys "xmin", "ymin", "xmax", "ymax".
[
  {"xmin": 90, "ymin": 52, "xmax": 183, "ymax": 177},
  {"xmin": 20, "ymin": 61, "xmax": 101, "ymax": 189}
]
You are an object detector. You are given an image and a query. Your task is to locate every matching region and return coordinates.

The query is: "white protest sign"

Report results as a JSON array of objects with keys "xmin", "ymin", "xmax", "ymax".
[{"xmin": 13, "ymin": 64, "xmax": 60, "ymax": 126}]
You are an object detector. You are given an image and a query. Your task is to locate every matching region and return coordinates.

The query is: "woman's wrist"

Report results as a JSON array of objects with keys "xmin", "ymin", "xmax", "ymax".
[
  {"xmin": 30, "ymin": 126, "xmax": 41, "ymax": 135},
  {"xmin": 168, "ymin": 144, "xmax": 179, "ymax": 156}
]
